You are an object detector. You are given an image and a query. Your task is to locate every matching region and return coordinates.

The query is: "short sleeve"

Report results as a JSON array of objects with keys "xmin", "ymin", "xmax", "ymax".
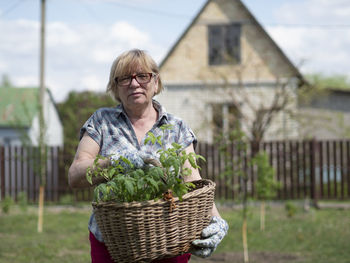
[
  {"xmin": 80, "ymin": 111, "xmax": 102, "ymax": 146},
  {"xmin": 177, "ymin": 120, "xmax": 197, "ymax": 150}
]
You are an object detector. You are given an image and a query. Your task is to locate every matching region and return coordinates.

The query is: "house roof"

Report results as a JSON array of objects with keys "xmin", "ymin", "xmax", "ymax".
[
  {"xmin": 0, "ymin": 86, "xmax": 39, "ymax": 128},
  {"xmin": 159, "ymin": 0, "xmax": 304, "ymax": 82},
  {"xmin": 159, "ymin": 0, "xmax": 209, "ymax": 69}
]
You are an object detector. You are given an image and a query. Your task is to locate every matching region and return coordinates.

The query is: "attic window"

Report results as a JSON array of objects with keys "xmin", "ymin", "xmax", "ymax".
[{"xmin": 208, "ymin": 23, "xmax": 241, "ymax": 65}]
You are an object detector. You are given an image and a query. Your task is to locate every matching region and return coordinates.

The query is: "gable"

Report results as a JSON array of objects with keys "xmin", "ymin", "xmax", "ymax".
[
  {"xmin": 160, "ymin": 0, "xmax": 301, "ymax": 84},
  {"xmin": 0, "ymin": 87, "xmax": 39, "ymax": 128}
]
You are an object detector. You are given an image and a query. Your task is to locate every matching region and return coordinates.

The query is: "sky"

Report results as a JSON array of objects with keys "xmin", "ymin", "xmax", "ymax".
[{"xmin": 0, "ymin": 0, "xmax": 350, "ymax": 103}]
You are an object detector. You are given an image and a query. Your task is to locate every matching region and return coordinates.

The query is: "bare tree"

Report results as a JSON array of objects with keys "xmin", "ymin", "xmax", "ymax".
[
  {"xmin": 198, "ymin": 60, "xmax": 302, "ymax": 144},
  {"xmin": 194, "ymin": 52, "xmax": 303, "ymax": 263}
]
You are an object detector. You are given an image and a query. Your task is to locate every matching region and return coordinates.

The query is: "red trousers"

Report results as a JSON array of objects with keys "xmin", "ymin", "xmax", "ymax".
[{"xmin": 89, "ymin": 232, "xmax": 191, "ymax": 263}]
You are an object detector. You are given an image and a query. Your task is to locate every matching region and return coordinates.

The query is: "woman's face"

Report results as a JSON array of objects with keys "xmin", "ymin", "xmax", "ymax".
[{"xmin": 116, "ymin": 65, "xmax": 158, "ymax": 109}]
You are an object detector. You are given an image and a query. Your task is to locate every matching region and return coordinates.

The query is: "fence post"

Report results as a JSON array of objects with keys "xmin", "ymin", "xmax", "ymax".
[{"xmin": 310, "ymin": 139, "xmax": 319, "ymax": 208}]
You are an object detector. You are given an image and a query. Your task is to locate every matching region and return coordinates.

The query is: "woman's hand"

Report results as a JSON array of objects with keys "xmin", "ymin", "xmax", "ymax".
[
  {"xmin": 110, "ymin": 150, "xmax": 162, "ymax": 170},
  {"xmin": 110, "ymin": 151, "xmax": 145, "ymax": 169},
  {"xmin": 191, "ymin": 216, "xmax": 229, "ymax": 258}
]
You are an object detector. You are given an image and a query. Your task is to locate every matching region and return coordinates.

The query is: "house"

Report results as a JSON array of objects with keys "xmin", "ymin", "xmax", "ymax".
[
  {"xmin": 156, "ymin": 0, "xmax": 304, "ymax": 143},
  {"xmin": 299, "ymin": 88, "xmax": 350, "ymax": 139},
  {"xmin": 0, "ymin": 86, "xmax": 63, "ymax": 147}
]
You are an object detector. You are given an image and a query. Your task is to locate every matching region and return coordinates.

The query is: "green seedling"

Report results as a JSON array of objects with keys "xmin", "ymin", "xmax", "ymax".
[{"xmin": 86, "ymin": 125, "xmax": 205, "ymax": 203}]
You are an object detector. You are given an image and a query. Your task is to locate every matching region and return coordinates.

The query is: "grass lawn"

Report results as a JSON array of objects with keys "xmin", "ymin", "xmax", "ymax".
[
  {"xmin": 212, "ymin": 202, "xmax": 350, "ymax": 263},
  {"xmin": 0, "ymin": 202, "xmax": 349, "ymax": 263},
  {"xmin": 0, "ymin": 205, "xmax": 91, "ymax": 263}
]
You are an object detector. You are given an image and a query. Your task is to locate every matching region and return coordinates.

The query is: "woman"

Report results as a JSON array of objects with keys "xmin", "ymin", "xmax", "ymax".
[{"xmin": 68, "ymin": 49, "xmax": 228, "ymax": 263}]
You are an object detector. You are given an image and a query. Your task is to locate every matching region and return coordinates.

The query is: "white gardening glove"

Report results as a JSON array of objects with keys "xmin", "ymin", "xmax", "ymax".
[
  {"xmin": 110, "ymin": 151, "xmax": 145, "ymax": 169},
  {"xmin": 191, "ymin": 216, "xmax": 229, "ymax": 258}
]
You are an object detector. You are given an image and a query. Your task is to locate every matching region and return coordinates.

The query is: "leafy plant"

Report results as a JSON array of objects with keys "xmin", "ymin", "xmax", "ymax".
[
  {"xmin": 57, "ymin": 91, "xmax": 117, "ymax": 160},
  {"xmin": 17, "ymin": 191, "xmax": 28, "ymax": 212},
  {"xmin": 251, "ymin": 152, "xmax": 280, "ymax": 231},
  {"xmin": 59, "ymin": 194, "xmax": 75, "ymax": 205},
  {"xmin": 86, "ymin": 125, "xmax": 205, "ymax": 203},
  {"xmin": 1, "ymin": 195, "xmax": 13, "ymax": 214},
  {"xmin": 285, "ymin": 201, "xmax": 297, "ymax": 218},
  {"xmin": 252, "ymin": 153, "xmax": 280, "ymax": 200}
]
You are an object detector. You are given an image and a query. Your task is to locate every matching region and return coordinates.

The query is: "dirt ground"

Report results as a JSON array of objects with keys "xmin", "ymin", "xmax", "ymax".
[{"xmin": 190, "ymin": 252, "xmax": 303, "ymax": 263}]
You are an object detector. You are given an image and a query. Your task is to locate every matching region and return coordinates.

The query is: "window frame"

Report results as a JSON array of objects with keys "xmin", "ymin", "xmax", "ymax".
[
  {"xmin": 211, "ymin": 102, "xmax": 241, "ymax": 140},
  {"xmin": 208, "ymin": 23, "xmax": 242, "ymax": 66}
]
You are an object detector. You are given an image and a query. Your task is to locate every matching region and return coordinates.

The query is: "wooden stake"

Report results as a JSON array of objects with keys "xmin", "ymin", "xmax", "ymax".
[
  {"xmin": 37, "ymin": 185, "xmax": 44, "ymax": 233},
  {"xmin": 260, "ymin": 200, "xmax": 265, "ymax": 231},
  {"xmin": 242, "ymin": 217, "xmax": 249, "ymax": 263},
  {"xmin": 37, "ymin": 0, "xmax": 46, "ymax": 234}
]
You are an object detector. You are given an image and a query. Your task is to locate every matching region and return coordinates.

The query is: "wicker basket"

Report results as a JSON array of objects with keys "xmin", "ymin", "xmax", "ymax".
[{"xmin": 92, "ymin": 179, "xmax": 215, "ymax": 263}]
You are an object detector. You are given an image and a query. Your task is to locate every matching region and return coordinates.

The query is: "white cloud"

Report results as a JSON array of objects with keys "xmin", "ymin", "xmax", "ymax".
[
  {"xmin": 274, "ymin": 0, "xmax": 350, "ymax": 24},
  {"xmin": 47, "ymin": 22, "xmax": 80, "ymax": 46},
  {"xmin": 0, "ymin": 19, "xmax": 166, "ymax": 102},
  {"xmin": 110, "ymin": 21, "xmax": 150, "ymax": 43},
  {"xmin": 80, "ymin": 75, "xmax": 103, "ymax": 92},
  {"xmin": 267, "ymin": 0, "xmax": 350, "ymax": 77},
  {"xmin": 0, "ymin": 19, "xmax": 38, "ymax": 54}
]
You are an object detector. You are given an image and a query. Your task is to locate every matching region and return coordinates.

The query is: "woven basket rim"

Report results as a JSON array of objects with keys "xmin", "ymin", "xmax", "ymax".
[{"xmin": 92, "ymin": 179, "xmax": 215, "ymax": 209}]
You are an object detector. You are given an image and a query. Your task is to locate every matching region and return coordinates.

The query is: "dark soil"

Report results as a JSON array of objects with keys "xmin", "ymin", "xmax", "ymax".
[{"xmin": 190, "ymin": 252, "xmax": 303, "ymax": 263}]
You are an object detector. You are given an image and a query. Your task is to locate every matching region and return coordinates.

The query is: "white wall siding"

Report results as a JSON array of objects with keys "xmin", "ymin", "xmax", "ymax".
[
  {"xmin": 157, "ymin": 81, "xmax": 299, "ymax": 142},
  {"xmin": 28, "ymin": 91, "xmax": 63, "ymax": 147}
]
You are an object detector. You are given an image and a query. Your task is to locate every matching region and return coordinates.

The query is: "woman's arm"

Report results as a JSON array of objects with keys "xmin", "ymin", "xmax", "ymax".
[
  {"xmin": 68, "ymin": 133, "xmax": 109, "ymax": 188},
  {"xmin": 183, "ymin": 143, "xmax": 221, "ymax": 217}
]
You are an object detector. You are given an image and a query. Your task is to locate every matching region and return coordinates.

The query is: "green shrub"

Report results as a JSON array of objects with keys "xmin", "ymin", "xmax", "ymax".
[
  {"xmin": 1, "ymin": 195, "xmax": 13, "ymax": 214},
  {"xmin": 59, "ymin": 194, "xmax": 74, "ymax": 205},
  {"xmin": 285, "ymin": 201, "xmax": 297, "ymax": 218},
  {"xmin": 17, "ymin": 191, "xmax": 28, "ymax": 212}
]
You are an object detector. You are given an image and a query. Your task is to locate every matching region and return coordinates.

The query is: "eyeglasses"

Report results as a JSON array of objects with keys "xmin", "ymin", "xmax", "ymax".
[{"xmin": 114, "ymin": 73, "xmax": 156, "ymax": 86}]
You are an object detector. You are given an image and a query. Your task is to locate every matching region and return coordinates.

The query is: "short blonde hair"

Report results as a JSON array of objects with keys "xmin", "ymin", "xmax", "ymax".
[{"xmin": 106, "ymin": 49, "xmax": 164, "ymax": 102}]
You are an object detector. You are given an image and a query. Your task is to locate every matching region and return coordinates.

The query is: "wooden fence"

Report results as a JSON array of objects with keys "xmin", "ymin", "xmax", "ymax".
[
  {"xmin": 0, "ymin": 146, "xmax": 67, "ymax": 202},
  {"xmin": 1, "ymin": 139, "xmax": 350, "ymax": 203},
  {"xmin": 197, "ymin": 140, "xmax": 350, "ymax": 201}
]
